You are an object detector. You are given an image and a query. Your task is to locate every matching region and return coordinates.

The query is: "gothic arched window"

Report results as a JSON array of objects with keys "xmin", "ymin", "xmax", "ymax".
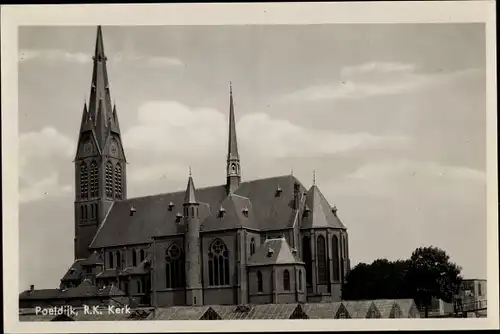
[
  {"xmin": 114, "ymin": 163, "xmax": 122, "ymax": 200},
  {"xmin": 208, "ymin": 239, "xmax": 230, "ymax": 286},
  {"xmin": 342, "ymin": 235, "xmax": 347, "ymax": 259},
  {"xmin": 332, "ymin": 235, "xmax": 340, "ymax": 281},
  {"xmin": 283, "ymin": 269, "xmax": 290, "ymax": 291},
  {"xmin": 89, "ymin": 160, "xmax": 99, "ymax": 197},
  {"xmin": 105, "ymin": 161, "xmax": 113, "ymax": 198},
  {"xmin": 132, "ymin": 249, "xmax": 137, "ymax": 266},
  {"xmin": 140, "ymin": 249, "xmax": 145, "ymax": 262},
  {"xmin": 257, "ymin": 270, "xmax": 263, "ymax": 292},
  {"xmin": 165, "ymin": 244, "xmax": 184, "ymax": 289},
  {"xmin": 299, "ymin": 270, "xmax": 303, "ymax": 290},
  {"xmin": 302, "ymin": 236, "xmax": 312, "ymax": 285},
  {"xmin": 137, "ymin": 281, "xmax": 142, "ymax": 294},
  {"xmin": 116, "ymin": 251, "xmax": 121, "ymax": 269},
  {"xmin": 108, "ymin": 252, "xmax": 114, "ymax": 269},
  {"xmin": 80, "ymin": 162, "xmax": 88, "ymax": 199},
  {"xmin": 84, "ymin": 205, "xmax": 88, "ymax": 221},
  {"xmin": 317, "ymin": 235, "xmax": 328, "ymax": 284},
  {"xmin": 250, "ymin": 238, "xmax": 256, "ymax": 255}
]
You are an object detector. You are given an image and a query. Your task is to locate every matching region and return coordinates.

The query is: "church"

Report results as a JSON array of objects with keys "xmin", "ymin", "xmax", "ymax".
[{"xmin": 23, "ymin": 26, "xmax": 351, "ymax": 308}]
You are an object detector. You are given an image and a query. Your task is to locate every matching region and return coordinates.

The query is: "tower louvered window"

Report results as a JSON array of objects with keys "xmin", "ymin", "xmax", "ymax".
[
  {"xmin": 89, "ymin": 160, "xmax": 99, "ymax": 197},
  {"xmin": 105, "ymin": 161, "xmax": 113, "ymax": 198},
  {"xmin": 165, "ymin": 244, "xmax": 185, "ymax": 289},
  {"xmin": 317, "ymin": 235, "xmax": 328, "ymax": 284},
  {"xmin": 332, "ymin": 235, "xmax": 340, "ymax": 281},
  {"xmin": 80, "ymin": 162, "xmax": 88, "ymax": 199},
  {"xmin": 115, "ymin": 164, "xmax": 122, "ymax": 199},
  {"xmin": 208, "ymin": 239, "xmax": 230, "ymax": 286}
]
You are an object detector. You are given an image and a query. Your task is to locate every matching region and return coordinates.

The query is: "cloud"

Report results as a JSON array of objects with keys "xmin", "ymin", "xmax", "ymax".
[
  {"xmin": 328, "ymin": 160, "xmax": 486, "ymax": 199},
  {"xmin": 282, "ymin": 62, "xmax": 482, "ymax": 102},
  {"xmin": 19, "ymin": 127, "xmax": 74, "ymax": 203},
  {"xmin": 123, "ymin": 101, "xmax": 410, "ymax": 185},
  {"xmin": 18, "ymin": 49, "xmax": 90, "ymax": 64},
  {"xmin": 19, "ymin": 49, "xmax": 184, "ymax": 68},
  {"xmin": 113, "ymin": 53, "xmax": 184, "ymax": 67}
]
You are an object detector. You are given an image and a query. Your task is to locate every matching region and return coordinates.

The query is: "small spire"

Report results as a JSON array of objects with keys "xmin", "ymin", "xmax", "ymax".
[
  {"xmin": 184, "ymin": 173, "xmax": 198, "ymax": 205},
  {"xmin": 313, "ymin": 170, "xmax": 316, "ymax": 185},
  {"xmin": 230, "ymin": 81, "xmax": 232, "ymax": 95}
]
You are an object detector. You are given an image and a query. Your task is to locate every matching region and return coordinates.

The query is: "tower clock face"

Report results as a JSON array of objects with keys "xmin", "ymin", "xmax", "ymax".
[
  {"xmin": 83, "ymin": 142, "xmax": 93, "ymax": 155},
  {"xmin": 110, "ymin": 143, "xmax": 118, "ymax": 156}
]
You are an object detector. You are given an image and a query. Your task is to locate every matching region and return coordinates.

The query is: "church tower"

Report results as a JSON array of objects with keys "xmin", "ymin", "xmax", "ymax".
[
  {"xmin": 73, "ymin": 26, "xmax": 127, "ymax": 260},
  {"xmin": 183, "ymin": 171, "xmax": 203, "ymax": 306},
  {"xmin": 226, "ymin": 83, "xmax": 241, "ymax": 194}
]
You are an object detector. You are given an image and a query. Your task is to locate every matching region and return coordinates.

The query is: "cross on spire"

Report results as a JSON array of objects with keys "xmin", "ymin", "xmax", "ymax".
[{"xmin": 313, "ymin": 170, "xmax": 316, "ymax": 185}]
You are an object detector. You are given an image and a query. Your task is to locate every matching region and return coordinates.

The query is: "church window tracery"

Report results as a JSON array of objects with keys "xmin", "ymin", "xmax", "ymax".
[
  {"xmin": 115, "ymin": 163, "xmax": 122, "ymax": 199},
  {"xmin": 332, "ymin": 235, "xmax": 340, "ymax": 281},
  {"xmin": 165, "ymin": 244, "xmax": 185, "ymax": 289},
  {"xmin": 90, "ymin": 160, "xmax": 99, "ymax": 197},
  {"xmin": 317, "ymin": 235, "xmax": 328, "ymax": 284},
  {"xmin": 80, "ymin": 162, "xmax": 88, "ymax": 199},
  {"xmin": 208, "ymin": 239, "xmax": 230, "ymax": 286},
  {"xmin": 283, "ymin": 269, "xmax": 290, "ymax": 291},
  {"xmin": 105, "ymin": 161, "xmax": 113, "ymax": 198},
  {"xmin": 299, "ymin": 270, "xmax": 303, "ymax": 290}
]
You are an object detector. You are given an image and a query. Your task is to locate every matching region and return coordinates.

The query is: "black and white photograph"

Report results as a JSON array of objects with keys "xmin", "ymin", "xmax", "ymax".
[{"xmin": 2, "ymin": 1, "xmax": 498, "ymax": 332}]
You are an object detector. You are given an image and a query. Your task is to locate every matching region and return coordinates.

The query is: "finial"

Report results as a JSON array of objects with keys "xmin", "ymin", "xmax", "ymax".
[
  {"xmin": 189, "ymin": 166, "xmax": 192, "ymax": 177},
  {"xmin": 230, "ymin": 81, "xmax": 232, "ymax": 94},
  {"xmin": 313, "ymin": 170, "xmax": 316, "ymax": 185},
  {"xmin": 290, "ymin": 167, "xmax": 294, "ymax": 176}
]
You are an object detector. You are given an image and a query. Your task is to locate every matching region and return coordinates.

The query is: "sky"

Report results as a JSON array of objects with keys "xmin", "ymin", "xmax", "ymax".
[{"xmin": 18, "ymin": 24, "xmax": 487, "ymax": 291}]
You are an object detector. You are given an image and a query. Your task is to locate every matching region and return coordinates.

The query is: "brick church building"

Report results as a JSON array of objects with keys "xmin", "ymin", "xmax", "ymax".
[{"xmin": 22, "ymin": 26, "xmax": 351, "ymax": 308}]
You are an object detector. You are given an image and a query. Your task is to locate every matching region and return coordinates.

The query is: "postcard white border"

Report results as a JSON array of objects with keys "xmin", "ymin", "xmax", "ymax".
[{"xmin": 2, "ymin": 1, "xmax": 498, "ymax": 333}]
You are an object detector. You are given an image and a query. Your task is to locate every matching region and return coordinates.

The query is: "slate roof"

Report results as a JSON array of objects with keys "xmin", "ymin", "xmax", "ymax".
[
  {"xmin": 147, "ymin": 306, "xmax": 217, "ymax": 320},
  {"xmin": 60, "ymin": 259, "xmax": 85, "ymax": 282},
  {"xmin": 19, "ymin": 279, "xmax": 125, "ymax": 300},
  {"xmin": 301, "ymin": 302, "xmax": 342, "ymax": 319},
  {"xmin": 393, "ymin": 299, "xmax": 420, "ymax": 318},
  {"xmin": 342, "ymin": 300, "xmax": 377, "ymax": 318},
  {"xmin": 211, "ymin": 303, "xmax": 304, "ymax": 320},
  {"xmin": 301, "ymin": 185, "xmax": 346, "ymax": 230},
  {"xmin": 91, "ymin": 175, "xmax": 308, "ymax": 248},
  {"xmin": 80, "ymin": 251, "xmax": 104, "ymax": 266},
  {"xmin": 248, "ymin": 237, "xmax": 303, "ymax": 266},
  {"xmin": 373, "ymin": 299, "xmax": 398, "ymax": 318}
]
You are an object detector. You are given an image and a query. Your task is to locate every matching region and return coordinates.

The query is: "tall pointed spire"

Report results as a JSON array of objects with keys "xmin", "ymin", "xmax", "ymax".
[
  {"xmin": 184, "ymin": 172, "xmax": 198, "ymax": 204},
  {"xmin": 228, "ymin": 82, "xmax": 239, "ymax": 159},
  {"xmin": 88, "ymin": 25, "xmax": 113, "ymax": 149},
  {"xmin": 226, "ymin": 82, "xmax": 241, "ymax": 194}
]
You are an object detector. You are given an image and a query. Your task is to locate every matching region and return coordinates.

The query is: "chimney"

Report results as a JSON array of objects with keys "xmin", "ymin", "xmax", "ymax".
[{"xmin": 293, "ymin": 181, "xmax": 301, "ymax": 210}]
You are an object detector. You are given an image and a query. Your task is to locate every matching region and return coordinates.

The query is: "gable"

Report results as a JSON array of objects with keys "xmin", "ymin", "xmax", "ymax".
[
  {"xmin": 76, "ymin": 132, "xmax": 101, "ymax": 159},
  {"xmin": 103, "ymin": 135, "xmax": 126, "ymax": 162},
  {"xmin": 335, "ymin": 303, "xmax": 351, "ymax": 319},
  {"xmin": 301, "ymin": 185, "xmax": 346, "ymax": 230}
]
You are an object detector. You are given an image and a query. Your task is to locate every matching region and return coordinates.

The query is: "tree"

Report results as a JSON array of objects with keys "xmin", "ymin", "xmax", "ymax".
[
  {"xmin": 343, "ymin": 258, "xmax": 412, "ymax": 300},
  {"xmin": 406, "ymin": 246, "xmax": 463, "ymax": 318}
]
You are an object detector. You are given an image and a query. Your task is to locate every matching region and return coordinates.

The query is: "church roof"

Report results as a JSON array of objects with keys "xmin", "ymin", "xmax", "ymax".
[
  {"xmin": 247, "ymin": 237, "xmax": 303, "ymax": 266},
  {"xmin": 19, "ymin": 279, "xmax": 125, "ymax": 300},
  {"xmin": 301, "ymin": 302, "xmax": 343, "ymax": 319},
  {"xmin": 90, "ymin": 174, "xmax": 308, "ymax": 248},
  {"xmin": 301, "ymin": 185, "xmax": 346, "ymax": 229},
  {"xmin": 342, "ymin": 300, "xmax": 377, "ymax": 318},
  {"xmin": 60, "ymin": 259, "xmax": 85, "ymax": 282}
]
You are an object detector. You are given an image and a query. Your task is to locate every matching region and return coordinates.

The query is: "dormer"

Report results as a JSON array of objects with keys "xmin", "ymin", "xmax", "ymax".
[
  {"xmin": 175, "ymin": 212, "xmax": 183, "ymax": 223},
  {"xmin": 129, "ymin": 206, "xmax": 136, "ymax": 217},
  {"xmin": 275, "ymin": 186, "xmax": 283, "ymax": 197},
  {"xmin": 242, "ymin": 207, "xmax": 249, "ymax": 217},
  {"xmin": 266, "ymin": 247, "xmax": 274, "ymax": 258},
  {"xmin": 168, "ymin": 201, "xmax": 175, "ymax": 211},
  {"xmin": 219, "ymin": 206, "xmax": 226, "ymax": 218}
]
